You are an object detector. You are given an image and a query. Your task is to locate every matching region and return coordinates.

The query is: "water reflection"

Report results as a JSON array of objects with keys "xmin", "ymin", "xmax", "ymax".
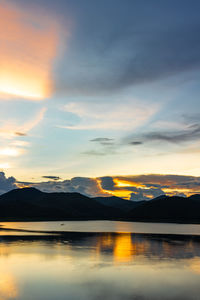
[
  {"xmin": 0, "ymin": 273, "xmax": 18, "ymax": 300},
  {"xmin": 95, "ymin": 233, "xmax": 149, "ymax": 262},
  {"xmin": 0, "ymin": 233, "xmax": 200, "ymax": 299}
]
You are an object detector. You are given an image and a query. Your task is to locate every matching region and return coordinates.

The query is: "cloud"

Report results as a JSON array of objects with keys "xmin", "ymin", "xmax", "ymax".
[
  {"xmin": 99, "ymin": 176, "xmax": 166, "ymax": 200},
  {"xmin": 42, "ymin": 176, "xmax": 61, "ymax": 180},
  {"xmin": 100, "ymin": 177, "xmax": 115, "ymax": 191},
  {"xmin": 0, "ymin": 1, "xmax": 60, "ymax": 100},
  {"xmin": 130, "ymin": 188, "xmax": 165, "ymax": 202},
  {"xmin": 82, "ymin": 150, "xmax": 117, "ymax": 156},
  {"xmin": 90, "ymin": 138, "xmax": 114, "ymax": 146},
  {"xmin": 143, "ymin": 124, "xmax": 200, "ymax": 144},
  {"xmin": 83, "ymin": 138, "xmax": 117, "ymax": 156},
  {"xmin": 5, "ymin": 173, "xmax": 200, "ymax": 200},
  {"xmin": 18, "ymin": 107, "xmax": 46, "ymax": 133},
  {"xmin": 0, "ymin": 172, "xmax": 17, "ymax": 194},
  {"xmin": 129, "ymin": 141, "xmax": 143, "ymax": 146},
  {"xmin": 0, "ymin": 107, "xmax": 46, "ymax": 139},
  {"xmin": 15, "ymin": 132, "xmax": 27, "ymax": 137},
  {"xmin": 56, "ymin": 0, "xmax": 200, "ymax": 95},
  {"xmin": 60, "ymin": 100, "xmax": 157, "ymax": 130},
  {"xmin": 99, "ymin": 174, "xmax": 200, "ymax": 200},
  {"xmin": 18, "ymin": 177, "xmax": 108, "ymax": 197},
  {"xmin": 90, "ymin": 138, "xmax": 114, "ymax": 142},
  {"xmin": 125, "ymin": 117, "xmax": 200, "ymax": 147}
]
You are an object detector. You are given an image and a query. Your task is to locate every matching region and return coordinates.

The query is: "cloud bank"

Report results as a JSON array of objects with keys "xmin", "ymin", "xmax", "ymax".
[{"xmin": 16, "ymin": 174, "xmax": 200, "ymax": 201}]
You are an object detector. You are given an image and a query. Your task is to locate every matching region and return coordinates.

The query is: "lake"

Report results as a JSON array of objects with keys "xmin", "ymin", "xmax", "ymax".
[{"xmin": 1, "ymin": 221, "xmax": 200, "ymax": 299}]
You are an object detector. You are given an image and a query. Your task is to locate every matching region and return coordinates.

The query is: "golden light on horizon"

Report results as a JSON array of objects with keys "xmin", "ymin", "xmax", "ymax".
[
  {"xmin": 109, "ymin": 190, "xmax": 131, "ymax": 199},
  {"xmin": 0, "ymin": 2, "xmax": 60, "ymax": 100},
  {"xmin": 0, "ymin": 147, "xmax": 24, "ymax": 157},
  {"xmin": 0, "ymin": 163, "xmax": 11, "ymax": 169},
  {"xmin": 114, "ymin": 178, "xmax": 144, "ymax": 188},
  {"xmin": 114, "ymin": 179, "xmax": 133, "ymax": 187}
]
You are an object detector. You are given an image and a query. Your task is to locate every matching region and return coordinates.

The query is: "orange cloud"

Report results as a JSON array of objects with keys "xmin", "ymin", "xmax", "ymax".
[{"xmin": 0, "ymin": 1, "xmax": 60, "ymax": 100}]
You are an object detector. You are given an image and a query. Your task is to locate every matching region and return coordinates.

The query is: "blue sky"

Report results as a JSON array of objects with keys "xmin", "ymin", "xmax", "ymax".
[{"xmin": 0, "ymin": 0, "xmax": 200, "ymax": 199}]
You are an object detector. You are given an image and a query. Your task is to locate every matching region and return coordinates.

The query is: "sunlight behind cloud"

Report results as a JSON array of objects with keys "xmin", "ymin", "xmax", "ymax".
[{"xmin": 0, "ymin": 1, "xmax": 60, "ymax": 100}]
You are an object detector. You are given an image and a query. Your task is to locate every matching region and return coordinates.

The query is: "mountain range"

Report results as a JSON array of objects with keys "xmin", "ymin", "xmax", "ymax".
[{"xmin": 0, "ymin": 188, "xmax": 200, "ymax": 223}]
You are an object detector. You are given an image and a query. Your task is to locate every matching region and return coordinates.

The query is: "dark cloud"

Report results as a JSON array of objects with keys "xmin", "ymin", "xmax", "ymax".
[
  {"xmin": 130, "ymin": 188, "xmax": 165, "ymax": 202},
  {"xmin": 42, "ymin": 176, "xmax": 61, "ymax": 180},
  {"xmin": 126, "ymin": 123, "xmax": 200, "ymax": 146},
  {"xmin": 0, "ymin": 172, "xmax": 17, "ymax": 195},
  {"xmin": 19, "ymin": 177, "xmax": 108, "ymax": 197},
  {"xmin": 15, "ymin": 132, "xmax": 27, "ymax": 136},
  {"xmin": 54, "ymin": 0, "xmax": 200, "ymax": 94},
  {"xmin": 90, "ymin": 138, "xmax": 115, "ymax": 147},
  {"xmin": 113, "ymin": 174, "xmax": 200, "ymax": 192},
  {"xmin": 99, "ymin": 176, "xmax": 166, "ymax": 201},
  {"xmin": 98, "ymin": 174, "xmax": 200, "ymax": 200},
  {"xmin": 99, "ymin": 177, "xmax": 115, "ymax": 191},
  {"xmin": 13, "ymin": 173, "xmax": 200, "ymax": 200},
  {"xmin": 90, "ymin": 138, "xmax": 114, "ymax": 143},
  {"xmin": 129, "ymin": 141, "xmax": 143, "ymax": 145},
  {"xmin": 144, "ymin": 125, "xmax": 200, "ymax": 143}
]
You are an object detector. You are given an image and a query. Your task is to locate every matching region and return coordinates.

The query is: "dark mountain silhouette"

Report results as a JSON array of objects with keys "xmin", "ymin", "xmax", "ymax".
[
  {"xmin": 94, "ymin": 196, "xmax": 145, "ymax": 212},
  {"xmin": 0, "ymin": 188, "xmax": 122, "ymax": 220},
  {"xmin": 127, "ymin": 194, "xmax": 200, "ymax": 223},
  {"xmin": 0, "ymin": 188, "xmax": 200, "ymax": 223}
]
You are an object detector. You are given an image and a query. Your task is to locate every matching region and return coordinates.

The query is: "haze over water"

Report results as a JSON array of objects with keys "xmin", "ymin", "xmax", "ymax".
[{"xmin": 0, "ymin": 221, "xmax": 200, "ymax": 300}]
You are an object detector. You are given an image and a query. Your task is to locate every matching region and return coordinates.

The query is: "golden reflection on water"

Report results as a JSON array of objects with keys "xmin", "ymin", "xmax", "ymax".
[
  {"xmin": 0, "ymin": 234, "xmax": 199, "ymax": 299},
  {"xmin": 0, "ymin": 273, "xmax": 18, "ymax": 300},
  {"xmin": 189, "ymin": 257, "xmax": 200, "ymax": 274},
  {"xmin": 114, "ymin": 234, "xmax": 135, "ymax": 262},
  {"xmin": 95, "ymin": 233, "xmax": 149, "ymax": 262}
]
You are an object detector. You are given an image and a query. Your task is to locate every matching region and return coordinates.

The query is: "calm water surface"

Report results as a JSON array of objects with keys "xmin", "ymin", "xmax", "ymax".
[
  {"xmin": 1, "ymin": 220, "xmax": 200, "ymax": 235},
  {"xmin": 0, "ymin": 221, "xmax": 200, "ymax": 299}
]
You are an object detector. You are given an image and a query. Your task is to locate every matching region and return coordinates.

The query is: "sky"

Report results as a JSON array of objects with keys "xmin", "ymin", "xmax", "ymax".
[{"xmin": 0, "ymin": 0, "xmax": 200, "ymax": 200}]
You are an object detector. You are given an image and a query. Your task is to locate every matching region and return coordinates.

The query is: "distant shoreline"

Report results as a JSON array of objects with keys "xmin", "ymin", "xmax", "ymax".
[{"xmin": 1, "ymin": 226, "xmax": 200, "ymax": 240}]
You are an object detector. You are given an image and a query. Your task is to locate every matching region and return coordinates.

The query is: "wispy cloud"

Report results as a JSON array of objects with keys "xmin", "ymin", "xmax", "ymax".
[
  {"xmin": 60, "ymin": 100, "xmax": 158, "ymax": 130},
  {"xmin": 126, "ymin": 123, "xmax": 200, "ymax": 147},
  {"xmin": 0, "ymin": 107, "xmax": 46, "ymax": 139},
  {"xmin": 10, "ymin": 141, "xmax": 30, "ymax": 147}
]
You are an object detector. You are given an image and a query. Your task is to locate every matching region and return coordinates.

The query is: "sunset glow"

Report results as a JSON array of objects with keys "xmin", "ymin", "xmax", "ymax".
[
  {"xmin": 0, "ymin": 0, "xmax": 199, "ymax": 201},
  {"xmin": 0, "ymin": 2, "xmax": 59, "ymax": 100}
]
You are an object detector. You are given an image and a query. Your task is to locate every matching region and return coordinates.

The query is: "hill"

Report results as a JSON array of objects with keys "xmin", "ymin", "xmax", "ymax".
[
  {"xmin": 0, "ymin": 188, "xmax": 123, "ymax": 221},
  {"xmin": 1, "ymin": 188, "xmax": 200, "ymax": 223},
  {"xmin": 127, "ymin": 194, "xmax": 200, "ymax": 223},
  {"xmin": 94, "ymin": 196, "xmax": 145, "ymax": 212}
]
